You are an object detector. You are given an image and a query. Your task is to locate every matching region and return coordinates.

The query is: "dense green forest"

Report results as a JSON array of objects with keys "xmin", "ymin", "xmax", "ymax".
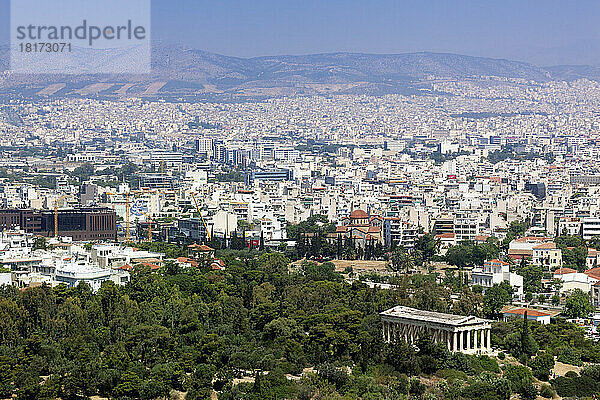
[{"xmin": 0, "ymin": 249, "xmax": 599, "ymax": 399}]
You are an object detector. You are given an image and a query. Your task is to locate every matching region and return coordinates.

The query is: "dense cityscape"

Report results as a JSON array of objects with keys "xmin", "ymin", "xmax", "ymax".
[
  {"xmin": 4, "ymin": 0, "xmax": 600, "ymax": 398},
  {"xmin": 0, "ymin": 72, "xmax": 599, "ymax": 399}
]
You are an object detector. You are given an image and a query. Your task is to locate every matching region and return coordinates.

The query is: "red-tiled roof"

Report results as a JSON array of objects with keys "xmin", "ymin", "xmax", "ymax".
[
  {"xmin": 513, "ymin": 236, "xmax": 552, "ymax": 243},
  {"xmin": 585, "ymin": 267, "xmax": 600, "ymax": 280},
  {"xmin": 554, "ymin": 267, "xmax": 577, "ymax": 275},
  {"xmin": 435, "ymin": 233, "xmax": 455, "ymax": 239},
  {"xmin": 505, "ymin": 308, "xmax": 550, "ymax": 317},
  {"xmin": 176, "ymin": 257, "xmax": 199, "ymax": 267},
  {"xmin": 139, "ymin": 262, "xmax": 161, "ymax": 270},
  {"xmin": 508, "ymin": 249, "xmax": 533, "ymax": 255},
  {"xmin": 350, "ymin": 210, "xmax": 368, "ymax": 219},
  {"xmin": 486, "ymin": 259, "xmax": 509, "ymax": 266},
  {"xmin": 533, "ymin": 242, "xmax": 557, "ymax": 250},
  {"xmin": 210, "ymin": 259, "xmax": 226, "ymax": 270}
]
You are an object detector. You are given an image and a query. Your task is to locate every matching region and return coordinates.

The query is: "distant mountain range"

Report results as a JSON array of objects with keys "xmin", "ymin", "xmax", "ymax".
[{"xmin": 1, "ymin": 42, "xmax": 599, "ymax": 100}]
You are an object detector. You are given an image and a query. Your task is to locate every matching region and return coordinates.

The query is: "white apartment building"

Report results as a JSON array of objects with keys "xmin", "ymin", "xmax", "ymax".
[
  {"xmin": 90, "ymin": 244, "xmax": 164, "ymax": 269},
  {"xmin": 454, "ymin": 211, "xmax": 479, "ymax": 241},
  {"xmin": 55, "ymin": 261, "xmax": 129, "ymax": 292},
  {"xmin": 557, "ymin": 217, "xmax": 582, "ymax": 236},
  {"xmin": 384, "ymin": 218, "xmax": 419, "ymax": 249},
  {"xmin": 471, "ymin": 259, "xmax": 524, "ymax": 297}
]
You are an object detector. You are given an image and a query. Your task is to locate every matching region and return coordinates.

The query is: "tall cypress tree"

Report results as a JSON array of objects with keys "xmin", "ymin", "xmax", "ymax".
[{"xmin": 259, "ymin": 231, "xmax": 265, "ymax": 251}]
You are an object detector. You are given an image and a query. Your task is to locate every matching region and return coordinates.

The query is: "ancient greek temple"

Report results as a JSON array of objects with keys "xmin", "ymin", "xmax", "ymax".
[{"xmin": 380, "ymin": 306, "xmax": 492, "ymax": 354}]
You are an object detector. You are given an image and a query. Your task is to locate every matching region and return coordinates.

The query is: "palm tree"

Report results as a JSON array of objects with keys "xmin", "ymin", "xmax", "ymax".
[{"xmin": 392, "ymin": 247, "xmax": 414, "ymax": 274}]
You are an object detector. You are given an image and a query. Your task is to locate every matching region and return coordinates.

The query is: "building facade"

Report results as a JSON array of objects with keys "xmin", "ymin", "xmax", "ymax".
[
  {"xmin": 0, "ymin": 208, "xmax": 116, "ymax": 241},
  {"xmin": 471, "ymin": 259, "xmax": 524, "ymax": 297}
]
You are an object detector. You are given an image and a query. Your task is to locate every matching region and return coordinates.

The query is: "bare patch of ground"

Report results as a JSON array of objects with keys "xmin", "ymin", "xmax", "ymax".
[
  {"xmin": 37, "ymin": 83, "xmax": 65, "ymax": 95},
  {"xmin": 329, "ymin": 259, "xmax": 389, "ymax": 273},
  {"xmin": 553, "ymin": 361, "xmax": 581, "ymax": 377}
]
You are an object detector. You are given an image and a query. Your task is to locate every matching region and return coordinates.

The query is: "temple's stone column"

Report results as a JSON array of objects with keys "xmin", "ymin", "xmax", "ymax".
[
  {"xmin": 481, "ymin": 328, "xmax": 486, "ymax": 350},
  {"xmin": 486, "ymin": 328, "xmax": 491, "ymax": 352},
  {"xmin": 466, "ymin": 329, "xmax": 471, "ymax": 350},
  {"xmin": 474, "ymin": 329, "xmax": 479, "ymax": 351},
  {"xmin": 480, "ymin": 328, "xmax": 485, "ymax": 349}
]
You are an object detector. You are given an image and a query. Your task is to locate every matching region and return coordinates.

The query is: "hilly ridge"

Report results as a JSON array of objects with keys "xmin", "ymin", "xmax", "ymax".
[
  {"xmin": 149, "ymin": 44, "xmax": 553, "ymax": 84},
  {"xmin": 0, "ymin": 42, "xmax": 596, "ymax": 100}
]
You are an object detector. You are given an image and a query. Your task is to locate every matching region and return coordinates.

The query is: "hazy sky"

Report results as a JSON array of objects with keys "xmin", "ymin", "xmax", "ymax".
[{"xmin": 3, "ymin": 0, "xmax": 600, "ymax": 65}]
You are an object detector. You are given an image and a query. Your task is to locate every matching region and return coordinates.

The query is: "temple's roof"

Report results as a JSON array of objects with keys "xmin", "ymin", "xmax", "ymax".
[{"xmin": 380, "ymin": 306, "xmax": 490, "ymax": 327}]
